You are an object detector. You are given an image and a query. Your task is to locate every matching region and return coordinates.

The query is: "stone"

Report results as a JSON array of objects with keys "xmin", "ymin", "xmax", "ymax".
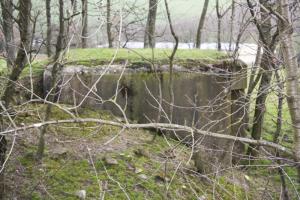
[
  {"xmin": 138, "ymin": 174, "xmax": 148, "ymax": 180},
  {"xmin": 134, "ymin": 149, "xmax": 150, "ymax": 158},
  {"xmin": 50, "ymin": 147, "xmax": 69, "ymax": 159},
  {"xmin": 134, "ymin": 168, "xmax": 143, "ymax": 174},
  {"xmin": 75, "ymin": 190, "xmax": 86, "ymax": 200},
  {"xmin": 104, "ymin": 156, "xmax": 118, "ymax": 165}
]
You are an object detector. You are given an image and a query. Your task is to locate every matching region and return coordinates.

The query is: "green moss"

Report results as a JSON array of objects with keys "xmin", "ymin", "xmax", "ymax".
[
  {"xmin": 20, "ymin": 60, "xmax": 50, "ymax": 77},
  {"xmin": 216, "ymin": 176, "xmax": 249, "ymax": 200},
  {"xmin": 65, "ymin": 48, "xmax": 226, "ymax": 67}
]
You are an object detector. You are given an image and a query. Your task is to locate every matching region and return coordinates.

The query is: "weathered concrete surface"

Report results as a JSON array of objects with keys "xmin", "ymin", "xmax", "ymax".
[{"xmin": 44, "ymin": 60, "xmax": 247, "ymax": 172}]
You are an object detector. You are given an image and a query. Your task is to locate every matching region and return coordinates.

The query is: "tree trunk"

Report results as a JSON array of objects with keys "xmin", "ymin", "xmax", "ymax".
[
  {"xmin": 279, "ymin": 0, "xmax": 300, "ymax": 181},
  {"xmin": 106, "ymin": 0, "xmax": 113, "ymax": 48},
  {"xmin": 46, "ymin": 0, "xmax": 52, "ymax": 57},
  {"xmin": 71, "ymin": 0, "xmax": 77, "ymax": 13},
  {"xmin": 81, "ymin": 0, "xmax": 88, "ymax": 48},
  {"xmin": 0, "ymin": 0, "xmax": 31, "ymax": 198},
  {"xmin": 229, "ymin": 0, "xmax": 235, "ymax": 51},
  {"xmin": 36, "ymin": 0, "xmax": 66, "ymax": 160},
  {"xmin": 0, "ymin": 0, "xmax": 15, "ymax": 68},
  {"xmin": 216, "ymin": 0, "xmax": 221, "ymax": 51},
  {"xmin": 246, "ymin": 0, "xmax": 276, "ymax": 158},
  {"xmin": 144, "ymin": 0, "xmax": 158, "ymax": 48},
  {"xmin": 195, "ymin": 0, "xmax": 209, "ymax": 48},
  {"xmin": 254, "ymin": 40, "xmax": 262, "ymax": 66},
  {"xmin": 247, "ymin": 54, "xmax": 273, "ymax": 158}
]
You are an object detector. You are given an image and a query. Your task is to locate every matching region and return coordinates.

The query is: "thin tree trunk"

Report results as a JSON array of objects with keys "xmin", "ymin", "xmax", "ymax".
[
  {"xmin": 0, "ymin": 0, "xmax": 31, "ymax": 198},
  {"xmin": 229, "ymin": 0, "xmax": 235, "ymax": 51},
  {"xmin": 46, "ymin": 0, "xmax": 52, "ymax": 57},
  {"xmin": 254, "ymin": 41, "xmax": 262, "ymax": 66},
  {"xmin": 216, "ymin": 0, "xmax": 221, "ymax": 51},
  {"xmin": 81, "ymin": 0, "xmax": 88, "ymax": 48},
  {"xmin": 164, "ymin": 0, "xmax": 178, "ymax": 122},
  {"xmin": 247, "ymin": 52, "xmax": 273, "ymax": 158},
  {"xmin": 246, "ymin": 0, "xmax": 277, "ymax": 159},
  {"xmin": 217, "ymin": 19, "xmax": 221, "ymax": 51},
  {"xmin": 195, "ymin": 0, "xmax": 209, "ymax": 48},
  {"xmin": 0, "ymin": 0, "xmax": 15, "ymax": 68},
  {"xmin": 144, "ymin": 0, "xmax": 158, "ymax": 48},
  {"xmin": 279, "ymin": 0, "xmax": 300, "ymax": 182},
  {"xmin": 273, "ymin": 71, "xmax": 289, "ymax": 200},
  {"xmin": 36, "ymin": 0, "xmax": 66, "ymax": 160},
  {"xmin": 106, "ymin": 0, "xmax": 113, "ymax": 48},
  {"xmin": 71, "ymin": 0, "xmax": 77, "ymax": 13}
]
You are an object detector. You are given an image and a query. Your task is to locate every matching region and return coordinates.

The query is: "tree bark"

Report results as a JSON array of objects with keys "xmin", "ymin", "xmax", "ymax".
[
  {"xmin": 71, "ymin": 0, "xmax": 77, "ymax": 13},
  {"xmin": 164, "ymin": 0, "xmax": 178, "ymax": 122},
  {"xmin": 106, "ymin": 0, "xmax": 113, "ymax": 48},
  {"xmin": 247, "ymin": 55, "xmax": 273, "ymax": 158},
  {"xmin": 144, "ymin": 0, "xmax": 158, "ymax": 48},
  {"xmin": 0, "ymin": 0, "xmax": 31, "ymax": 198},
  {"xmin": 46, "ymin": 0, "xmax": 52, "ymax": 57},
  {"xmin": 246, "ymin": 0, "xmax": 277, "ymax": 158},
  {"xmin": 216, "ymin": 0, "xmax": 221, "ymax": 51},
  {"xmin": 0, "ymin": 0, "xmax": 15, "ymax": 68},
  {"xmin": 81, "ymin": 0, "xmax": 88, "ymax": 48},
  {"xmin": 279, "ymin": 0, "xmax": 300, "ymax": 181},
  {"xmin": 195, "ymin": 0, "xmax": 209, "ymax": 48},
  {"xmin": 229, "ymin": 0, "xmax": 235, "ymax": 51}
]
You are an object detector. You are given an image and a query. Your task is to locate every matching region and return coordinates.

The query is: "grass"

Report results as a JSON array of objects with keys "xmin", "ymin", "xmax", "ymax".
[
  {"xmin": 66, "ymin": 48, "xmax": 226, "ymax": 66},
  {"xmin": 0, "ymin": 48, "xmax": 225, "ymax": 77}
]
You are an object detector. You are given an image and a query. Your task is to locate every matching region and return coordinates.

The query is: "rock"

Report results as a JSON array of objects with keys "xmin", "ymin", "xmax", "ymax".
[
  {"xmin": 51, "ymin": 147, "xmax": 69, "ymax": 159},
  {"xmin": 134, "ymin": 168, "xmax": 143, "ymax": 174},
  {"xmin": 75, "ymin": 190, "xmax": 86, "ymax": 200},
  {"xmin": 134, "ymin": 149, "xmax": 150, "ymax": 158},
  {"xmin": 104, "ymin": 156, "xmax": 118, "ymax": 165},
  {"xmin": 154, "ymin": 175, "xmax": 170, "ymax": 183},
  {"xmin": 198, "ymin": 195, "xmax": 207, "ymax": 200},
  {"xmin": 138, "ymin": 174, "xmax": 148, "ymax": 180}
]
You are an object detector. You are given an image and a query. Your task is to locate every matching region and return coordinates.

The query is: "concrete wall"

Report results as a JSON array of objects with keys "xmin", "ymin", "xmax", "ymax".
[{"xmin": 44, "ymin": 60, "xmax": 247, "ymax": 172}]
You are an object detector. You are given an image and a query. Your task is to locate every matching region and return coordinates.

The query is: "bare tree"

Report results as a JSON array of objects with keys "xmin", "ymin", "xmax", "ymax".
[
  {"xmin": 46, "ymin": 0, "xmax": 52, "ymax": 57},
  {"xmin": 279, "ymin": 0, "xmax": 300, "ymax": 181},
  {"xmin": 36, "ymin": 0, "xmax": 67, "ymax": 160},
  {"xmin": 195, "ymin": 0, "xmax": 209, "ymax": 48},
  {"xmin": 246, "ymin": 0, "xmax": 279, "ymax": 158},
  {"xmin": 164, "ymin": 0, "xmax": 178, "ymax": 122},
  {"xmin": 216, "ymin": 0, "xmax": 230, "ymax": 51},
  {"xmin": 71, "ymin": 0, "xmax": 77, "ymax": 13},
  {"xmin": 228, "ymin": 0, "xmax": 235, "ymax": 51},
  {"xmin": 106, "ymin": 0, "xmax": 113, "ymax": 48},
  {"xmin": 81, "ymin": 0, "xmax": 88, "ymax": 48},
  {"xmin": 0, "ymin": 0, "xmax": 32, "ymax": 198},
  {"xmin": 144, "ymin": 0, "xmax": 158, "ymax": 48},
  {"xmin": 0, "ymin": 0, "xmax": 15, "ymax": 68}
]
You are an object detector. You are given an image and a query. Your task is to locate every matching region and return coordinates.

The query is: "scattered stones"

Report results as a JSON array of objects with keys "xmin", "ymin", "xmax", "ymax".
[
  {"xmin": 104, "ymin": 156, "xmax": 118, "ymax": 165},
  {"xmin": 75, "ymin": 190, "xmax": 86, "ymax": 200}
]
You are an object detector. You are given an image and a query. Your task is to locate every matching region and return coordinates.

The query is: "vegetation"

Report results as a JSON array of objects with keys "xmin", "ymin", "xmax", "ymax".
[
  {"xmin": 1, "ymin": 0, "xmax": 300, "ymax": 199},
  {"xmin": 5, "ymin": 104, "xmax": 289, "ymax": 199},
  {"xmin": 1, "ymin": 48, "xmax": 225, "ymax": 76}
]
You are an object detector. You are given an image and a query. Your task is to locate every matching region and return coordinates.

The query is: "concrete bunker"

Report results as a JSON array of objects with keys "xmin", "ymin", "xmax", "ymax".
[{"xmin": 44, "ymin": 59, "xmax": 247, "ymax": 172}]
